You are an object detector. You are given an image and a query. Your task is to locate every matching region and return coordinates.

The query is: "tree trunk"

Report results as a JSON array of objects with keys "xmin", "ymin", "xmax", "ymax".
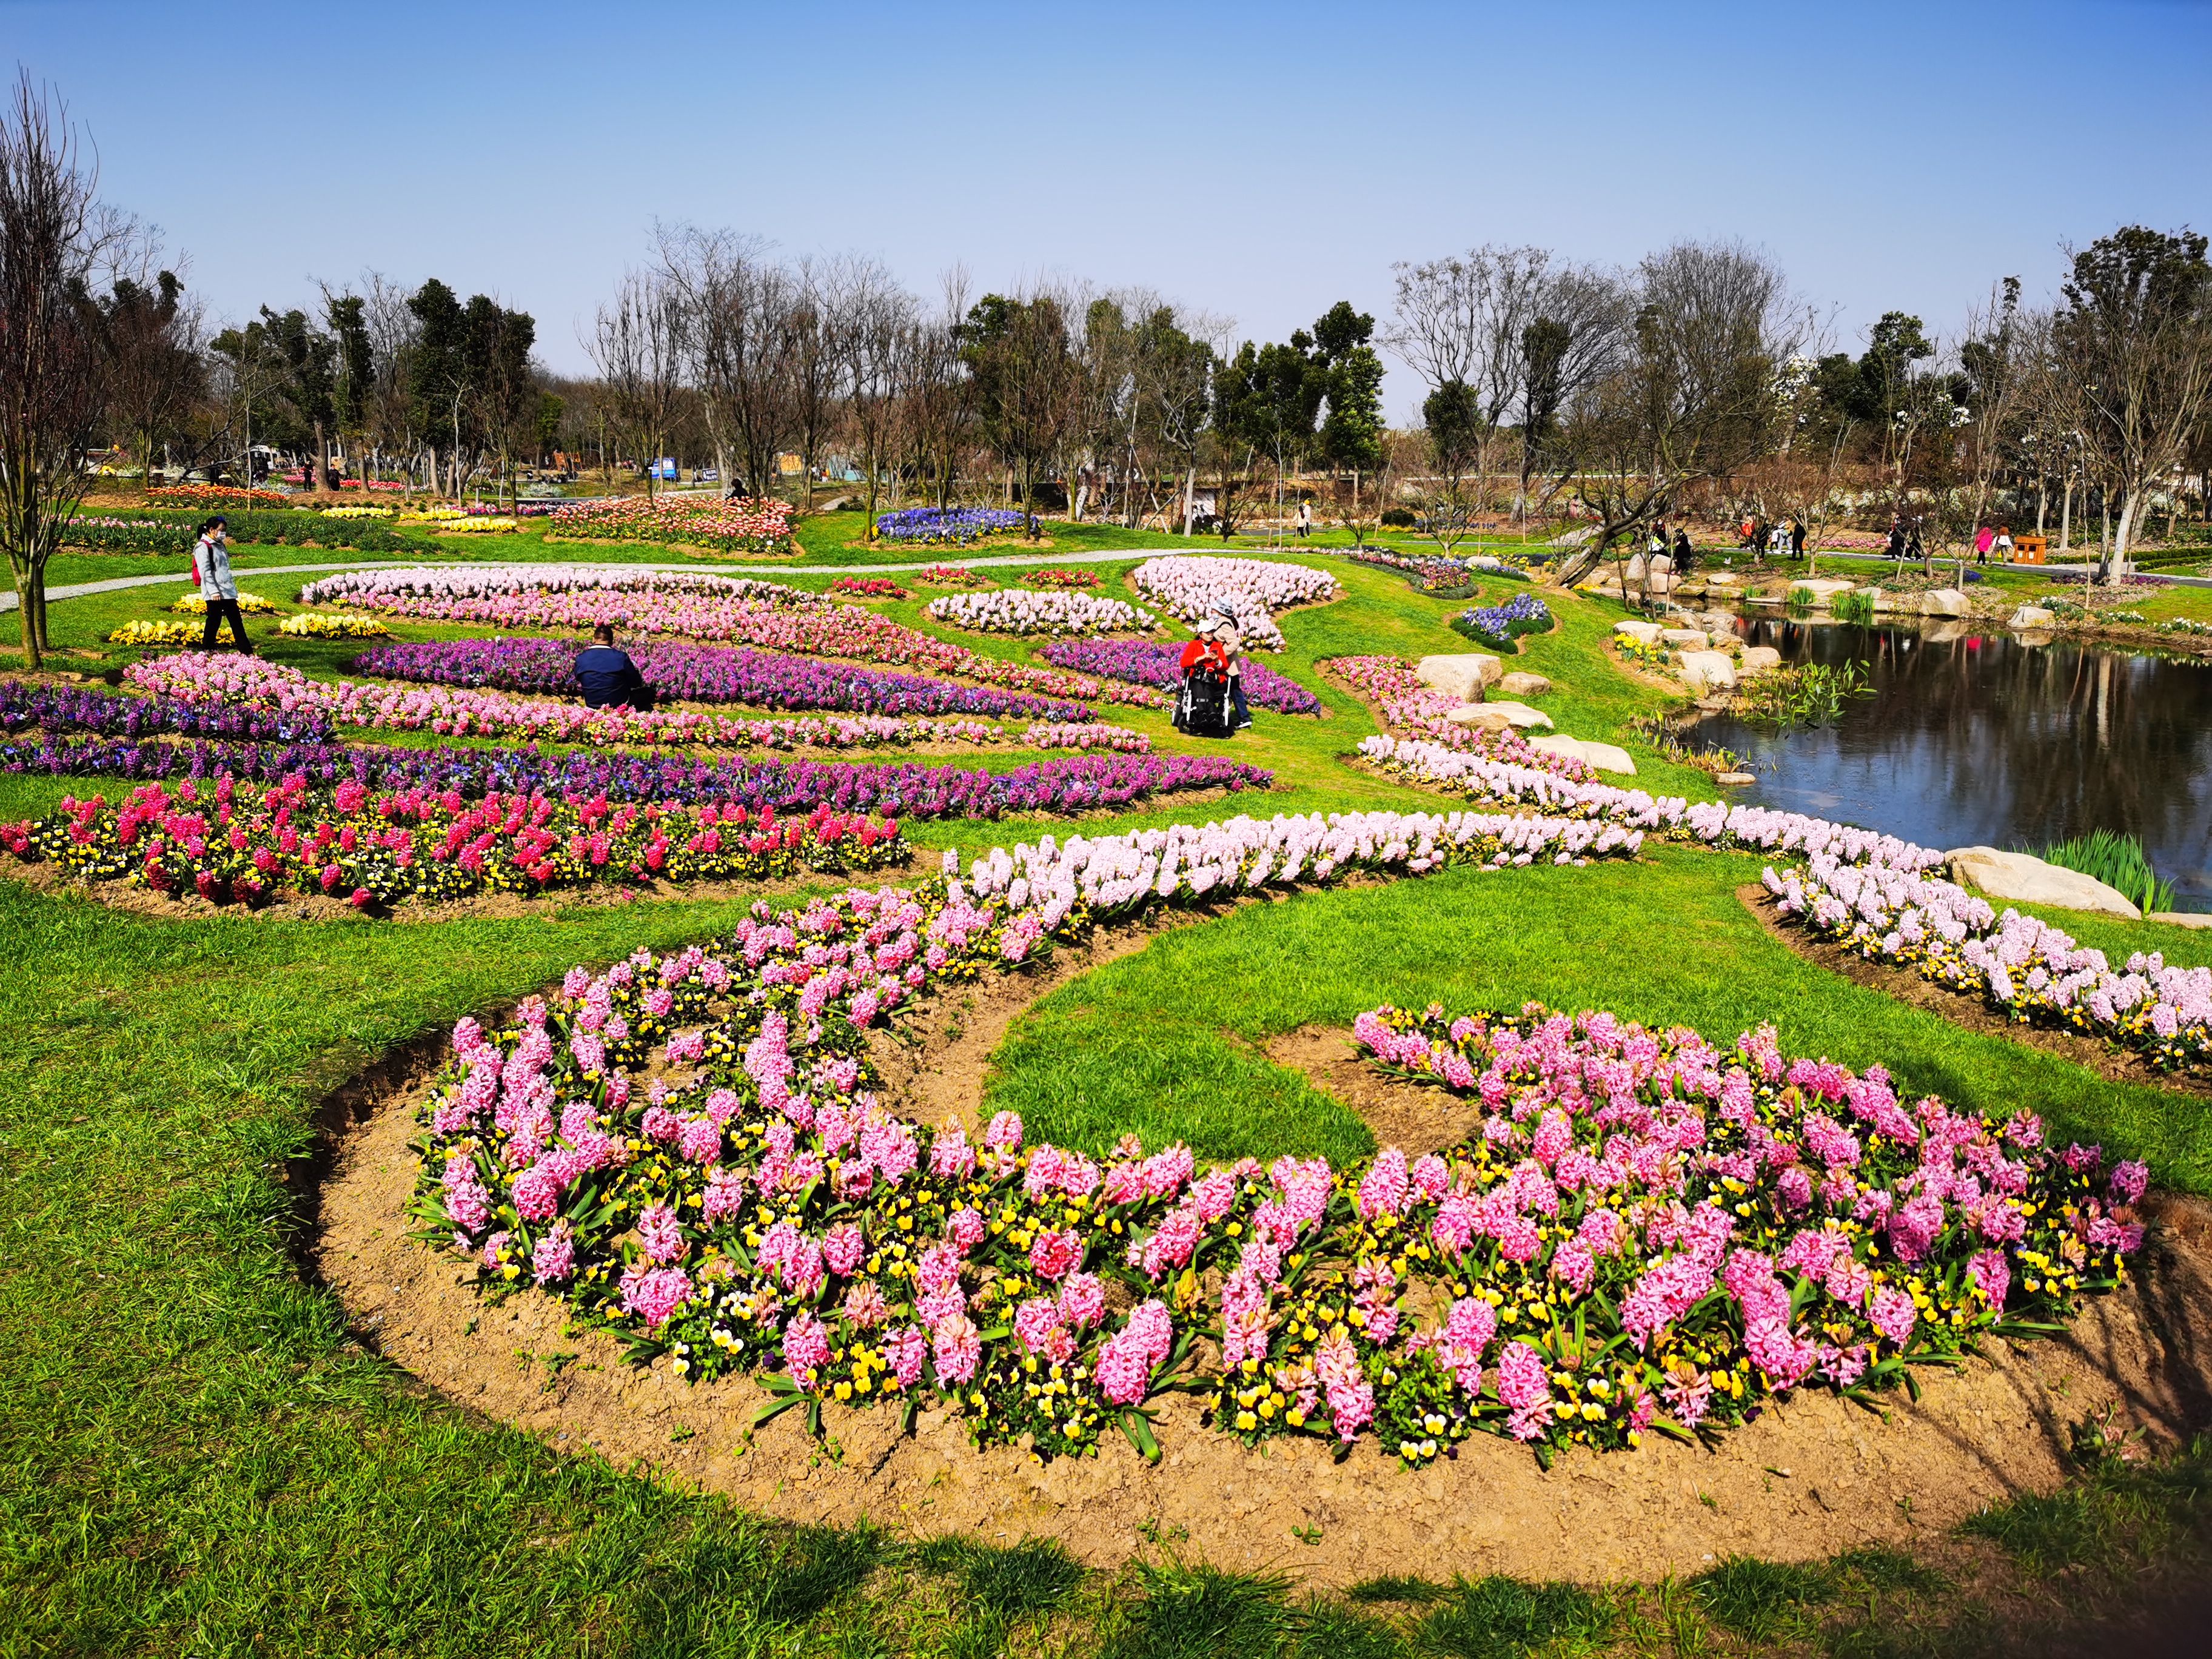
[
  {"xmin": 315, "ymin": 419, "xmax": 330, "ymax": 495},
  {"xmin": 1182, "ymin": 466, "xmax": 1195, "ymax": 535}
]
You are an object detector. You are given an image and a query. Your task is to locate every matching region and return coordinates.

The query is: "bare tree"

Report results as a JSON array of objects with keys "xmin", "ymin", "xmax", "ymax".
[
  {"xmin": 785, "ymin": 255, "xmax": 844, "ymax": 508},
  {"xmin": 1, "ymin": 75, "xmax": 117, "ymax": 665},
  {"xmin": 2053, "ymin": 226, "xmax": 2212, "ymax": 580},
  {"xmin": 658, "ymin": 227, "xmax": 797, "ymax": 501},
  {"xmin": 907, "ymin": 267, "xmax": 977, "ymax": 511},
  {"xmin": 1552, "ymin": 241, "xmax": 1811, "ymax": 590},
  {"xmin": 589, "ymin": 268, "xmax": 686, "ymax": 500},
  {"xmin": 835, "ymin": 258, "xmax": 917, "ymax": 536}
]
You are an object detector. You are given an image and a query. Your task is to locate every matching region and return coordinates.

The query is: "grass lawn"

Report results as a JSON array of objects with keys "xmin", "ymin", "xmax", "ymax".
[{"xmin": 4, "ymin": 518, "xmax": 2210, "ymax": 1655}]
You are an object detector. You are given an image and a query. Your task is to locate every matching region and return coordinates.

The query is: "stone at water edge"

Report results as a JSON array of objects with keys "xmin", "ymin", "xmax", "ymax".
[
  {"xmin": 2007, "ymin": 605, "xmax": 2058, "ymax": 630},
  {"xmin": 1946, "ymin": 846, "xmax": 2141, "ymax": 920},
  {"xmin": 1678, "ymin": 650, "xmax": 1738, "ymax": 694},
  {"xmin": 1528, "ymin": 734, "xmax": 1637, "ymax": 775},
  {"xmin": 1444, "ymin": 700, "xmax": 1553, "ymax": 732},
  {"xmin": 1794, "ymin": 578, "xmax": 1860, "ymax": 602},
  {"xmin": 1738, "ymin": 645, "xmax": 1783, "ymax": 674},
  {"xmin": 1920, "ymin": 589, "xmax": 1971, "ymax": 617},
  {"xmin": 1614, "ymin": 620, "xmax": 1664, "ymax": 647},
  {"xmin": 1498, "ymin": 671, "xmax": 1551, "ymax": 697},
  {"xmin": 1716, "ymin": 771, "xmax": 1757, "ymax": 785},
  {"xmin": 1660, "ymin": 628, "xmax": 1711, "ymax": 648},
  {"xmin": 1416, "ymin": 653, "xmax": 1503, "ymax": 702},
  {"xmin": 2150, "ymin": 911, "xmax": 2212, "ymax": 930}
]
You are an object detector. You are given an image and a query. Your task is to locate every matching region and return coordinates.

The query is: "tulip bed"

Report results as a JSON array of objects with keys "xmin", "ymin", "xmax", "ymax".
[
  {"xmin": 1035, "ymin": 639, "xmax": 1324, "ymax": 714},
  {"xmin": 1358, "ymin": 733, "xmax": 2212, "ymax": 1076},
  {"xmin": 306, "ymin": 568, "xmax": 1166, "ymax": 709},
  {"xmin": 0, "ymin": 775, "xmax": 909, "ymax": 907},
  {"xmin": 1130, "ymin": 555, "xmax": 1341, "ymax": 651},
  {"xmin": 547, "ymin": 495, "xmax": 796, "ymax": 555},
  {"xmin": 410, "ymin": 808, "xmax": 2142, "ymax": 1469},
  {"xmin": 123, "ymin": 652, "xmax": 1148, "ymax": 756},
  {"xmin": 922, "ymin": 589, "xmax": 1158, "ymax": 638}
]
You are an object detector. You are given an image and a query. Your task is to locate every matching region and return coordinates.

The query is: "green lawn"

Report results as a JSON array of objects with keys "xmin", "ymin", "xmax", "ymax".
[{"xmin": 4, "ymin": 518, "xmax": 2209, "ymax": 1655}]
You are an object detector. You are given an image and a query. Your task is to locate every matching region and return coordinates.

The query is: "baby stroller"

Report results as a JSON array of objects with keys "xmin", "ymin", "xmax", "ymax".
[{"xmin": 1174, "ymin": 662, "xmax": 1233, "ymax": 738}]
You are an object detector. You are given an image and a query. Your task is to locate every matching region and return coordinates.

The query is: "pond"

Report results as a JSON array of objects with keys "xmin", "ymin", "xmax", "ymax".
[{"xmin": 1691, "ymin": 618, "xmax": 2212, "ymax": 911}]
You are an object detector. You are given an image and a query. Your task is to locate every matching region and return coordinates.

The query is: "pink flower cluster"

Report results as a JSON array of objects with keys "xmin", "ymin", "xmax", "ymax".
[
  {"xmin": 1131, "ymin": 555, "xmax": 1339, "ymax": 650},
  {"xmin": 1331, "ymin": 657, "xmax": 1589, "ymax": 767}
]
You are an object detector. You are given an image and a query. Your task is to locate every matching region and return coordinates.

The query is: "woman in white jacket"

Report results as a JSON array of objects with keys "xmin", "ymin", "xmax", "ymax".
[{"xmin": 193, "ymin": 517, "xmax": 253, "ymax": 654}]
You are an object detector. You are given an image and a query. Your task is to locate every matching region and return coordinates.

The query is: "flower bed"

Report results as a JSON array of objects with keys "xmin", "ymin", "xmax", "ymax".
[
  {"xmin": 548, "ymin": 495, "xmax": 796, "ymax": 555},
  {"xmin": 346, "ymin": 639, "xmax": 1094, "ymax": 723},
  {"xmin": 123, "ymin": 653, "xmax": 1144, "ymax": 757},
  {"xmin": 0, "ymin": 775, "xmax": 907, "ymax": 907},
  {"xmin": 427, "ymin": 516, "xmax": 521, "ymax": 535},
  {"xmin": 0, "ymin": 734, "xmax": 1264, "ymax": 818},
  {"xmin": 1036, "ymin": 640, "xmax": 1322, "ymax": 714},
  {"xmin": 1356, "ymin": 732, "xmax": 2212, "ymax": 1075},
  {"xmin": 1449, "ymin": 592, "xmax": 1553, "ymax": 652},
  {"xmin": 305, "ymin": 571, "xmax": 1164, "ymax": 709},
  {"xmin": 146, "ymin": 483, "xmax": 290, "ymax": 509},
  {"xmin": 922, "ymin": 589, "xmax": 1158, "ymax": 638},
  {"xmin": 0, "ymin": 679, "xmax": 334, "ymax": 744},
  {"xmin": 876, "ymin": 507, "xmax": 1024, "ymax": 544},
  {"xmin": 1130, "ymin": 556, "xmax": 1339, "ymax": 651},
  {"xmin": 400, "ymin": 810, "xmax": 2138, "ymax": 1469},
  {"xmin": 278, "ymin": 613, "xmax": 391, "ymax": 639},
  {"xmin": 828, "ymin": 577, "xmax": 910, "ymax": 600},
  {"xmin": 170, "ymin": 592, "xmax": 280, "ymax": 615},
  {"xmin": 1019, "ymin": 568, "xmax": 1101, "ymax": 589},
  {"xmin": 1329, "ymin": 657, "xmax": 1585, "ymax": 765},
  {"xmin": 106, "ymin": 620, "xmax": 201, "ymax": 648},
  {"xmin": 915, "ymin": 565, "xmax": 995, "ymax": 588}
]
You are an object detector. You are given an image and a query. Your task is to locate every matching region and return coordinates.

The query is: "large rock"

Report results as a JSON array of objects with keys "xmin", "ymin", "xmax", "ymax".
[
  {"xmin": 2150, "ymin": 911, "xmax": 2212, "ymax": 930},
  {"xmin": 1946, "ymin": 846, "xmax": 2140, "ymax": 919},
  {"xmin": 1706, "ymin": 571, "xmax": 1740, "ymax": 588},
  {"xmin": 1920, "ymin": 589, "xmax": 1970, "ymax": 617},
  {"xmin": 1624, "ymin": 554, "xmax": 1647, "ymax": 583},
  {"xmin": 1529, "ymin": 734, "xmax": 1636, "ymax": 774},
  {"xmin": 1614, "ymin": 620, "xmax": 1663, "ymax": 647},
  {"xmin": 1498, "ymin": 671, "xmax": 1551, "ymax": 697},
  {"xmin": 1416, "ymin": 653, "xmax": 1502, "ymax": 701},
  {"xmin": 1678, "ymin": 650, "xmax": 1738, "ymax": 693},
  {"xmin": 2006, "ymin": 605, "xmax": 2057, "ymax": 630},
  {"xmin": 1660, "ymin": 628, "xmax": 1710, "ymax": 648},
  {"xmin": 1738, "ymin": 645, "xmax": 1783, "ymax": 674},
  {"xmin": 1797, "ymin": 578, "xmax": 1858, "ymax": 601},
  {"xmin": 1446, "ymin": 700, "xmax": 1553, "ymax": 732}
]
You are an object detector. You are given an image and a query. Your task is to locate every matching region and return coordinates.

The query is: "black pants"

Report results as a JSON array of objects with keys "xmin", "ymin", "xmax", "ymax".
[
  {"xmin": 200, "ymin": 598, "xmax": 251, "ymax": 652},
  {"xmin": 1229, "ymin": 677, "xmax": 1250, "ymax": 728}
]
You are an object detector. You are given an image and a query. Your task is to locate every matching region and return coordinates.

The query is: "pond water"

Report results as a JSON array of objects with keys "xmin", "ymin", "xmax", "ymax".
[{"xmin": 1691, "ymin": 618, "xmax": 2212, "ymax": 911}]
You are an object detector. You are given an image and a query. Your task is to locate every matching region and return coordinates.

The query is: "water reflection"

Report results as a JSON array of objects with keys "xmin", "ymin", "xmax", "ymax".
[{"xmin": 1692, "ymin": 619, "xmax": 2212, "ymax": 909}]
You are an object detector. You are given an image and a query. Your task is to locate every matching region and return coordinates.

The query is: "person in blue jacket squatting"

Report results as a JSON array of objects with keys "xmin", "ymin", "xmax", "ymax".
[{"xmin": 573, "ymin": 623, "xmax": 655, "ymax": 711}]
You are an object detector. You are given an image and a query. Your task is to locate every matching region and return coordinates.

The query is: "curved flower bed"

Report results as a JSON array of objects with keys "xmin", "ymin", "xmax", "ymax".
[
  {"xmin": 1020, "ymin": 568, "xmax": 1101, "ymax": 590},
  {"xmin": 547, "ymin": 496, "xmax": 796, "ymax": 555},
  {"xmin": 1450, "ymin": 592, "xmax": 1553, "ymax": 652},
  {"xmin": 297, "ymin": 565, "xmax": 817, "ymax": 613},
  {"xmin": 828, "ymin": 577, "xmax": 909, "ymax": 600},
  {"xmin": 278, "ymin": 614, "xmax": 391, "ymax": 639},
  {"xmin": 1130, "ymin": 556, "xmax": 1339, "ymax": 651},
  {"xmin": 0, "ymin": 679, "xmax": 335, "ymax": 744},
  {"xmin": 1359, "ymin": 732, "xmax": 2212, "ymax": 1075},
  {"xmin": 341, "ymin": 640, "xmax": 1094, "ymax": 723},
  {"xmin": 122, "ymin": 654, "xmax": 1145, "ymax": 756},
  {"xmin": 0, "ymin": 735, "xmax": 1265, "ymax": 819},
  {"xmin": 1330, "ymin": 657, "xmax": 1590, "ymax": 767},
  {"xmin": 170, "ymin": 592, "xmax": 280, "ymax": 615},
  {"xmin": 106, "ymin": 620, "xmax": 201, "ymax": 648},
  {"xmin": 304, "ymin": 569, "xmax": 1164, "ymax": 709},
  {"xmin": 1036, "ymin": 640, "xmax": 1322, "ymax": 715},
  {"xmin": 404, "ymin": 810, "xmax": 2139, "ymax": 1469},
  {"xmin": 1, "ymin": 776, "xmax": 907, "ymax": 907},
  {"xmin": 923, "ymin": 589, "xmax": 1157, "ymax": 638},
  {"xmin": 877, "ymin": 507, "xmax": 1024, "ymax": 544}
]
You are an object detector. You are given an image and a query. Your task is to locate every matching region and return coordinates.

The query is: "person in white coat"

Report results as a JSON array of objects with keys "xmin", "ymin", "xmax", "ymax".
[{"xmin": 193, "ymin": 517, "xmax": 253, "ymax": 654}]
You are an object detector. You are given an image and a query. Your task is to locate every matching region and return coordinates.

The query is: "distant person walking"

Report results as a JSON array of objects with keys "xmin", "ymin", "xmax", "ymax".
[
  {"xmin": 1974, "ymin": 525, "xmax": 1996, "ymax": 565},
  {"xmin": 1296, "ymin": 498, "xmax": 1312, "ymax": 538},
  {"xmin": 1885, "ymin": 518, "xmax": 1906, "ymax": 567},
  {"xmin": 1789, "ymin": 518, "xmax": 1808, "ymax": 558},
  {"xmin": 192, "ymin": 517, "xmax": 252, "ymax": 654},
  {"xmin": 1994, "ymin": 525, "xmax": 2014, "ymax": 563},
  {"xmin": 574, "ymin": 624, "xmax": 654, "ymax": 711},
  {"xmin": 1673, "ymin": 527, "xmax": 1695, "ymax": 574}
]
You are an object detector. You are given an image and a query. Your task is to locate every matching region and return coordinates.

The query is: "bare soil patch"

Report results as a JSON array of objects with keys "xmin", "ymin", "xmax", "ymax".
[
  {"xmin": 313, "ymin": 908, "xmax": 2212, "ymax": 1583},
  {"xmin": 1738, "ymin": 883, "xmax": 2212, "ymax": 1102}
]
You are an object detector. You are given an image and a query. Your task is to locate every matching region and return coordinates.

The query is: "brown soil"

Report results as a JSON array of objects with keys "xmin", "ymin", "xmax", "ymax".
[
  {"xmin": 1738, "ymin": 884, "xmax": 2212, "ymax": 1101},
  {"xmin": 312, "ymin": 912, "xmax": 2212, "ymax": 1584}
]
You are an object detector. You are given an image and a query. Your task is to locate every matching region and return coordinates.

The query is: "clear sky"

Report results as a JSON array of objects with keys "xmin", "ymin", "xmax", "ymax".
[{"xmin": 10, "ymin": 0, "xmax": 2208, "ymax": 416}]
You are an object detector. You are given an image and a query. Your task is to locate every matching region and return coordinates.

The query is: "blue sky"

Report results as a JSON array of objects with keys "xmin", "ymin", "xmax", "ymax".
[{"xmin": 10, "ymin": 0, "xmax": 2208, "ymax": 415}]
